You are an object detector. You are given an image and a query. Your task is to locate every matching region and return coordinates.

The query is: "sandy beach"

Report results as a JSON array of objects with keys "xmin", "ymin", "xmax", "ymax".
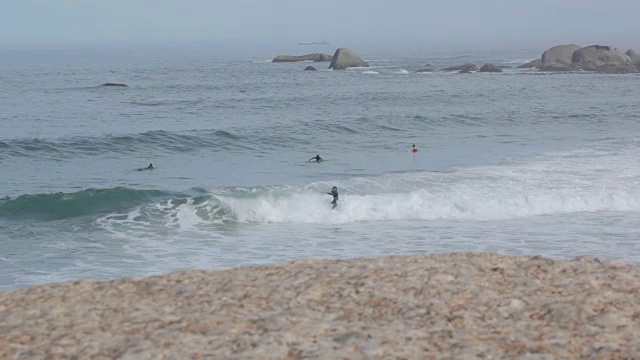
[{"xmin": 1, "ymin": 252, "xmax": 639, "ymax": 359}]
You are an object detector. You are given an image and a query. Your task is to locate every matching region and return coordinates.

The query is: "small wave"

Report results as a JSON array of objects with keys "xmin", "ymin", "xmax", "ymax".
[
  {"xmin": 362, "ymin": 71, "xmax": 380, "ymax": 75},
  {"xmin": 1, "ymin": 129, "xmax": 245, "ymax": 159},
  {"xmin": 395, "ymin": 69, "xmax": 409, "ymax": 74},
  {"xmin": 0, "ymin": 187, "xmax": 170, "ymax": 220},
  {"xmin": 214, "ymin": 130, "xmax": 241, "ymax": 140},
  {"xmin": 130, "ymin": 101, "xmax": 166, "ymax": 107},
  {"xmin": 129, "ymin": 99, "xmax": 203, "ymax": 107},
  {"xmin": 502, "ymin": 58, "xmax": 537, "ymax": 65}
]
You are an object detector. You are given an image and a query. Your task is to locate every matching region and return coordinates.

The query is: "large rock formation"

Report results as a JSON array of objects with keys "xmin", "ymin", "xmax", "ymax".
[
  {"xmin": 571, "ymin": 45, "xmax": 635, "ymax": 73},
  {"xmin": 541, "ymin": 44, "xmax": 582, "ymax": 71},
  {"xmin": 328, "ymin": 48, "xmax": 369, "ymax": 70},
  {"xmin": 303, "ymin": 66, "xmax": 317, "ymax": 71},
  {"xmin": 626, "ymin": 49, "xmax": 640, "ymax": 66},
  {"xmin": 441, "ymin": 64, "xmax": 477, "ymax": 72},
  {"xmin": 517, "ymin": 59, "xmax": 542, "ymax": 69},
  {"xmin": 272, "ymin": 53, "xmax": 332, "ymax": 63},
  {"xmin": 479, "ymin": 63, "xmax": 503, "ymax": 73}
]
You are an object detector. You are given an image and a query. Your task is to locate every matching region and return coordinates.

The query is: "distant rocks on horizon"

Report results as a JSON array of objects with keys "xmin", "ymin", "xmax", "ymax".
[
  {"xmin": 329, "ymin": 48, "xmax": 369, "ymax": 70},
  {"xmin": 541, "ymin": 44, "xmax": 582, "ymax": 71},
  {"xmin": 534, "ymin": 44, "xmax": 639, "ymax": 73},
  {"xmin": 441, "ymin": 63, "xmax": 477, "ymax": 73},
  {"xmin": 270, "ymin": 43, "xmax": 640, "ymax": 75},
  {"xmin": 571, "ymin": 45, "xmax": 635, "ymax": 73},
  {"xmin": 272, "ymin": 53, "xmax": 333, "ymax": 63},
  {"xmin": 479, "ymin": 63, "xmax": 503, "ymax": 73}
]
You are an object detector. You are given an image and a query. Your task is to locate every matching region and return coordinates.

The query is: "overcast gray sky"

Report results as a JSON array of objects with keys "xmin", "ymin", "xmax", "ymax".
[{"xmin": 2, "ymin": 0, "xmax": 638, "ymax": 50}]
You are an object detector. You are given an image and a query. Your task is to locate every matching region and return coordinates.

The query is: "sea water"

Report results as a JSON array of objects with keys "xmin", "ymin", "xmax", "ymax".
[{"xmin": 1, "ymin": 46, "xmax": 639, "ymax": 289}]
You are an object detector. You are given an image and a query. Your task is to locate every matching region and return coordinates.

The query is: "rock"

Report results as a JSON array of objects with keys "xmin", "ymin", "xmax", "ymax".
[
  {"xmin": 541, "ymin": 44, "xmax": 582, "ymax": 71},
  {"xmin": 571, "ymin": 45, "xmax": 635, "ymax": 73},
  {"xmin": 626, "ymin": 49, "xmax": 640, "ymax": 65},
  {"xmin": 479, "ymin": 63, "xmax": 503, "ymax": 73},
  {"xmin": 303, "ymin": 66, "xmax": 317, "ymax": 71},
  {"xmin": 415, "ymin": 68, "xmax": 434, "ymax": 73},
  {"xmin": 441, "ymin": 63, "xmax": 477, "ymax": 72},
  {"xmin": 272, "ymin": 53, "xmax": 333, "ymax": 63},
  {"xmin": 328, "ymin": 48, "xmax": 369, "ymax": 70},
  {"xmin": 101, "ymin": 83, "xmax": 127, "ymax": 87},
  {"xmin": 517, "ymin": 59, "xmax": 542, "ymax": 69}
]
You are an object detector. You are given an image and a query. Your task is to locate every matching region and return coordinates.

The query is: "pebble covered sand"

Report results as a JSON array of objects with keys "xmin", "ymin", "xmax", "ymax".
[{"xmin": 1, "ymin": 252, "xmax": 639, "ymax": 359}]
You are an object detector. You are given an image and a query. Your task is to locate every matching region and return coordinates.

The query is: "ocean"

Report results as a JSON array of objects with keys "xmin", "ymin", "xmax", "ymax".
[{"xmin": 1, "ymin": 45, "xmax": 639, "ymax": 290}]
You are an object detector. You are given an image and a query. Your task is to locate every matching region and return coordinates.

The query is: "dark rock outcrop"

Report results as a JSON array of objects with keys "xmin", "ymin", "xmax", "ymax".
[
  {"xmin": 328, "ymin": 48, "xmax": 369, "ymax": 70},
  {"xmin": 571, "ymin": 45, "xmax": 635, "ymax": 73},
  {"xmin": 517, "ymin": 59, "xmax": 542, "ymax": 69},
  {"xmin": 479, "ymin": 64, "xmax": 503, "ymax": 73},
  {"xmin": 272, "ymin": 53, "xmax": 333, "ymax": 63},
  {"xmin": 416, "ymin": 68, "xmax": 434, "ymax": 73},
  {"xmin": 101, "ymin": 83, "xmax": 127, "ymax": 87},
  {"xmin": 304, "ymin": 66, "xmax": 317, "ymax": 71},
  {"xmin": 441, "ymin": 64, "xmax": 477, "ymax": 72},
  {"xmin": 541, "ymin": 44, "xmax": 581, "ymax": 71}
]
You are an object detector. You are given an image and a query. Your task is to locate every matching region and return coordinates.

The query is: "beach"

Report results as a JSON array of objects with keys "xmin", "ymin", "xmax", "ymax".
[{"xmin": 2, "ymin": 252, "xmax": 639, "ymax": 359}]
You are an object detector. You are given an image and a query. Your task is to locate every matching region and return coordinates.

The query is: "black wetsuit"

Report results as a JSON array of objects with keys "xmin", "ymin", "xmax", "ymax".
[
  {"xmin": 328, "ymin": 189, "xmax": 338, "ymax": 209},
  {"xmin": 310, "ymin": 155, "xmax": 323, "ymax": 162}
]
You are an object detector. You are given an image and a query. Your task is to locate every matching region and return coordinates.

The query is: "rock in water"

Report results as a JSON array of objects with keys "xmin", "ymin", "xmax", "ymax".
[
  {"xmin": 101, "ymin": 83, "xmax": 127, "ymax": 87},
  {"xmin": 328, "ymin": 48, "xmax": 369, "ymax": 70},
  {"xmin": 479, "ymin": 63, "xmax": 503, "ymax": 72},
  {"xmin": 626, "ymin": 49, "xmax": 640, "ymax": 67},
  {"xmin": 541, "ymin": 44, "xmax": 582, "ymax": 71},
  {"xmin": 304, "ymin": 66, "xmax": 317, "ymax": 71},
  {"xmin": 272, "ymin": 54, "xmax": 333, "ymax": 63},
  {"xmin": 571, "ymin": 45, "xmax": 635, "ymax": 73},
  {"xmin": 441, "ymin": 63, "xmax": 477, "ymax": 72}
]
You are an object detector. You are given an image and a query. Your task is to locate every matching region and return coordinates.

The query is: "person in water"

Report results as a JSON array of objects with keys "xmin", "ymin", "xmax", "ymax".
[
  {"xmin": 327, "ymin": 186, "xmax": 338, "ymax": 209},
  {"xmin": 411, "ymin": 144, "xmax": 418, "ymax": 153},
  {"xmin": 137, "ymin": 163, "xmax": 154, "ymax": 171},
  {"xmin": 309, "ymin": 154, "xmax": 323, "ymax": 162}
]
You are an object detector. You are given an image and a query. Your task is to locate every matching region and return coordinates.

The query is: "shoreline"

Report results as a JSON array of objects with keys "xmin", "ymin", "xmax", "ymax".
[{"xmin": 2, "ymin": 252, "xmax": 639, "ymax": 358}]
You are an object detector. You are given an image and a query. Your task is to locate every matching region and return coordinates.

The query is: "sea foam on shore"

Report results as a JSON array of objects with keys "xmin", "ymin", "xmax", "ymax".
[{"xmin": 1, "ymin": 252, "xmax": 639, "ymax": 359}]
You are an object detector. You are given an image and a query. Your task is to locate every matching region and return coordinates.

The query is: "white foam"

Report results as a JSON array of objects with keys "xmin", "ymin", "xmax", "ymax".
[{"xmin": 362, "ymin": 71, "xmax": 380, "ymax": 75}]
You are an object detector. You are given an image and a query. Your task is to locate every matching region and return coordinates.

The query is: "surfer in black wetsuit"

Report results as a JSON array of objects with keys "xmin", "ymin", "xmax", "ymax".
[
  {"xmin": 137, "ymin": 163, "xmax": 154, "ymax": 171},
  {"xmin": 309, "ymin": 155, "xmax": 323, "ymax": 162},
  {"xmin": 327, "ymin": 186, "xmax": 338, "ymax": 209}
]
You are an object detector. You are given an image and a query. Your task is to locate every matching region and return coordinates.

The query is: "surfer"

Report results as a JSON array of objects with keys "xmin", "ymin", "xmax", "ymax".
[
  {"xmin": 137, "ymin": 163, "xmax": 154, "ymax": 171},
  {"xmin": 411, "ymin": 144, "xmax": 418, "ymax": 153},
  {"xmin": 309, "ymin": 154, "xmax": 323, "ymax": 162},
  {"xmin": 327, "ymin": 186, "xmax": 338, "ymax": 209}
]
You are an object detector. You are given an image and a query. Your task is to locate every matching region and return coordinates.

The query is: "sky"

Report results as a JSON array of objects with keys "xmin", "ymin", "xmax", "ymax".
[{"xmin": 1, "ymin": 0, "xmax": 639, "ymax": 50}]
